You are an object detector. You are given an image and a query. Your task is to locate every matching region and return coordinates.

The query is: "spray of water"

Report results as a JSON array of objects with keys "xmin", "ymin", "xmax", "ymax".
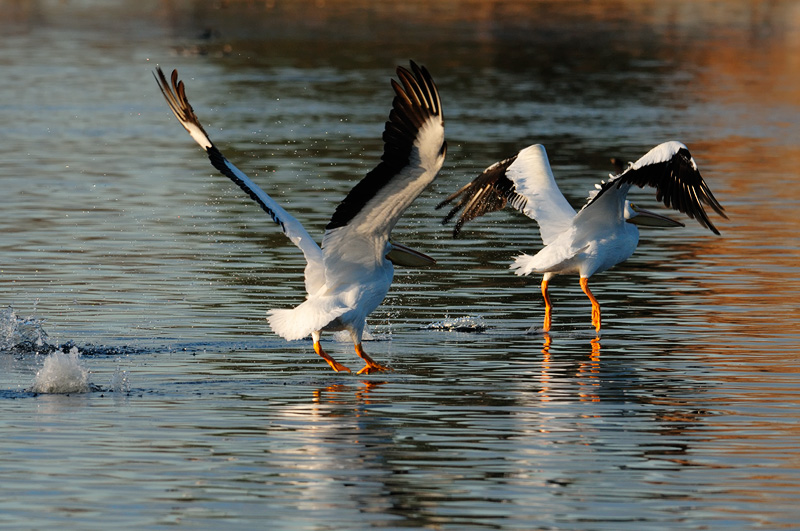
[
  {"xmin": 0, "ymin": 305, "xmax": 49, "ymax": 351},
  {"xmin": 110, "ymin": 366, "xmax": 131, "ymax": 394},
  {"xmin": 31, "ymin": 347, "xmax": 90, "ymax": 394},
  {"xmin": 424, "ymin": 315, "xmax": 487, "ymax": 332},
  {"xmin": 333, "ymin": 325, "xmax": 378, "ymax": 343}
]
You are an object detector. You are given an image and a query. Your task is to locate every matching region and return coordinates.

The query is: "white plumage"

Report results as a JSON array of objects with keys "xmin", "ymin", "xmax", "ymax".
[
  {"xmin": 156, "ymin": 62, "xmax": 446, "ymax": 373},
  {"xmin": 438, "ymin": 141, "xmax": 726, "ymax": 333}
]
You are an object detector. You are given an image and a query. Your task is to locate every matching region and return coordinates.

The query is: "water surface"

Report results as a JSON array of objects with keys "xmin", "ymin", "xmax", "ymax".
[{"xmin": 1, "ymin": 1, "xmax": 800, "ymax": 529}]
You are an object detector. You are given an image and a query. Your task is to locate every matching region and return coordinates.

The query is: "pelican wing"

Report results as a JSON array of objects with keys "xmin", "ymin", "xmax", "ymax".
[
  {"xmin": 321, "ymin": 62, "xmax": 446, "ymax": 281},
  {"xmin": 585, "ymin": 141, "xmax": 727, "ymax": 235},
  {"xmin": 154, "ymin": 67, "xmax": 325, "ymax": 294},
  {"xmin": 436, "ymin": 156, "xmax": 517, "ymax": 235},
  {"xmin": 437, "ymin": 144, "xmax": 576, "ymax": 245}
]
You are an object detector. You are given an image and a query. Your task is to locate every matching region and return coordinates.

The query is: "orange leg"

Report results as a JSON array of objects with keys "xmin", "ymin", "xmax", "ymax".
[
  {"xmin": 314, "ymin": 340, "xmax": 351, "ymax": 373},
  {"xmin": 541, "ymin": 279, "xmax": 553, "ymax": 332},
  {"xmin": 542, "ymin": 332, "xmax": 552, "ymax": 354},
  {"xmin": 579, "ymin": 277, "xmax": 602, "ymax": 332},
  {"xmin": 590, "ymin": 336, "xmax": 601, "ymax": 361},
  {"xmin": 355, "ymin": 343, "xmax": 392, "ymax": 375}
]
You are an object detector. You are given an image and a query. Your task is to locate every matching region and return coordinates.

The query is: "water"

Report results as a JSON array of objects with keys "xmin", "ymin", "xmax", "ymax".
[{"xmin": 2, "ymin": 1, "xmax": 800, "ymax": 528}]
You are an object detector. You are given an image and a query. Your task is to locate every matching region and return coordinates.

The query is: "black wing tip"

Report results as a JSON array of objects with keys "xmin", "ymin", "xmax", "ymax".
[
  {"xmin": 153, "ymin": 65, "xmax": 172, "ymax": 77},
  {"xmin": 155, "ymin": 68, "xmax": 287, "ymax": 234},
  {"xmin": 436, "ymin": 155, "xmax": 519, "ymax": 238},
  {"xmin": 435, "ymin": 188, "xmax": 461, "ymax": 212},
  {"xmin": 441, "ymin": 205, "xmax": 459, "ymax": 226},
  {"xmin": 672, "ymin": 143, "xmax": 729, "ymax": 223},
  {"xmin": 324, "ymin": 61, "xmax": 444, "ymax": 232},
  {"xmin": 607, "ymin": 142, "xmax": 728, "ymax": 235},
  {"xmin": 153, "ymin": 66, "xmax": 194, "ymax": 125},
  {"xmin": 435, "ymin": 184, "xmax": 469, "ymax": 226},
  {"xmin": 153, "ymin": 66, "xmax": 179, "ymax": 94},
  {"xmin": 442, "ymin": 207, "xmax": 466, "ymax": 238},
  {"xmin": 697, "ymin": 215, "xmax": 721, "ymax": 236},
  {"xmin": 395, "ymin": 60, "xmax": 442, "ymax": 119}
]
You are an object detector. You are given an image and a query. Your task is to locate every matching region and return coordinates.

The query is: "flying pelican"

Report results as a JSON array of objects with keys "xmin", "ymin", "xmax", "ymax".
[
  {"xmin": 437, "ymin": 141, "xmax": 726, "ymax": 332},
  {"xmin": 155, "ymin": 62, "xmax": 446, "ymax": 373}
]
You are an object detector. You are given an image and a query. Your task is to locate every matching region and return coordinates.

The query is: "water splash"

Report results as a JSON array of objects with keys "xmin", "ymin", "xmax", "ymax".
[
  {"xmin": 110, "ymin": 366, "xmax": 131, "ymax": 394},
  {"xmin": 31, "ymin": 347, "xmax": 90, "ymax": 394},
  {"xmin": 424, "ymin": 315, "xmax": 487, "ymax": 332},
  {"xmin": 0, "ymin": 305, "xmax": 49, "ymax": 351}
]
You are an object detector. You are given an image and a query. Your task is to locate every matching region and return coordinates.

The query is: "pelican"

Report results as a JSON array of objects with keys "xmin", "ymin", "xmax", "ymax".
[
  {"xmin": 155, "ymin": 62, "xmax": 446, "ymax": 373},
  {"xmin": 437, "ymin": 141, "xmax": 726, "ymax": 332}
]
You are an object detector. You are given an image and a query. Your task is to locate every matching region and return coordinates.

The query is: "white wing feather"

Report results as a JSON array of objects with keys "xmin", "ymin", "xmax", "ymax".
[
  {"xmin": 321, "ymin": 62, "xmax": 446, "ymax": 290},
  {"xmin": 322, "ymin": 118, "xmax": 445, "ymax": 286},
  {"xmin": 506, "ymin": 145, "xmax": 576, "ymax": 245},
  {"xmin": 154, "ymin": 67, "xmax": 325, "ymax": 295}
]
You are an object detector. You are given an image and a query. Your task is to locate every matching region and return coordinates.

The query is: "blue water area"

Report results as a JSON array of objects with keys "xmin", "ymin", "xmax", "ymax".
[{"xmin": 1, "ymin": 1, "xmax": 800, "ymax": 529}]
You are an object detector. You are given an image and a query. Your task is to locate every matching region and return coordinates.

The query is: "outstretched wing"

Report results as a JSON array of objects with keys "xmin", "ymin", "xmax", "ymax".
[
  {"xmin": 437, "ymin": 144, "xmax": 576, "ymax": 245},
  {"xmin": 154, "ymin": 67, "xmax": 324, "ymax": 293},
  {"xmin": 584, "ymin": 141, "xmax": 727, "ymax": 235},
  {"xmin": 321, "ymin": 61, "xmax": 446, "ymax": 281}
]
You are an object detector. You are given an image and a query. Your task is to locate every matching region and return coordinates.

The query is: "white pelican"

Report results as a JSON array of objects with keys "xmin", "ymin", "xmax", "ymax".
[
  {"xmin": 437, "ymin": 141, "xmax": 726, "ymax": 332},
  {"xmin": 155, "ymin": 62, "xmax": 446, "ymax": 373}
]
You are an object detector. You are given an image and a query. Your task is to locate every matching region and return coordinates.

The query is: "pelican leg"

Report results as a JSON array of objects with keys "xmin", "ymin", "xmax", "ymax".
[
  {"xmin": 541, "ymin": 279, "xmax": 553, "ymax": 332},
  {"xmin": 579, "ymin": 277, "xmax": 601, "ymax": 332},
  {"xmin": 355, "ymin": 343, "xmax": 392, "ymax": 375},
  {"xmin": 313, "ymin": 338, "xmax": 351, "ymax": 373}
]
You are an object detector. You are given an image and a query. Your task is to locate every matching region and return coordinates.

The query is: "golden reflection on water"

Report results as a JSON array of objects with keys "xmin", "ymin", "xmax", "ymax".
[
  {"xmin": 312, "ymin": 380, "xmax": 386, "ymax": 409},
  {"xmin": 536, "ymin": 333, "xmax": 603, "ymax": 403},
  {"xmin": 1, "ymin": 1, "xmax": 800, "ymax": 529}
]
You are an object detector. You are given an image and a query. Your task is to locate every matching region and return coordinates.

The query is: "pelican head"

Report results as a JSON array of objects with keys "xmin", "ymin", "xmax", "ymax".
[{"xmin": 624, "ymin": 201, "xmax": 685, "ymax": 228}]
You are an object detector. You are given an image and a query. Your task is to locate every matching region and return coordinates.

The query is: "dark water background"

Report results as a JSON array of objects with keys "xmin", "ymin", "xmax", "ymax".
[{"xmin": 1, "ymin": 1, "xmax": 799, "ymax": 529}]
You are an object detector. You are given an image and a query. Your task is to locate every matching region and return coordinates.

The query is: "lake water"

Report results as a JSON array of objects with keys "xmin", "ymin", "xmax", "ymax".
[{"xmin": 2, "ymin": 1, "xmax": 800, "ymax": 529}]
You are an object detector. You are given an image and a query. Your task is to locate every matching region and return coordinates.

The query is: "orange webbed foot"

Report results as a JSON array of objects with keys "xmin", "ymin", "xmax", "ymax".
[
  {"xmin": 314, "ymin": 341, "xmax": 351, "ymax": 373},
  {"xmin": 326, "ymin": 359, "xmax": 353, "ymax": 373},
  {"xmin": 356, "ymin": 361, "xmax": 392, "ymax": 375},
  {"xmin": 355, "ymin": 344, "xmax": 392, "ymax": 375}
]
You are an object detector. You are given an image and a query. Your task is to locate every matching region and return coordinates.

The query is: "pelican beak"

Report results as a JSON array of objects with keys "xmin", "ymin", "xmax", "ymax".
[
  {"xmin": 628, "ymin": 206, "xmax": 685, "ymax": 228},
  {"xmin": 386, "ymin": 241, "xmax": 436, "ymax": 267}
]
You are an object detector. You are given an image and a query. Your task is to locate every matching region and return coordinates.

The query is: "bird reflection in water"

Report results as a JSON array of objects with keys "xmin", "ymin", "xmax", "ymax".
[
  {"xmin": 539, "ymin": 333, "xmax": 553, "ymax": 401},
  {"xmin": 312, "ymin": 380, "xmax": 387, "ymax": 411},
  {"xmin": 539, "ymin": 333, "xmax": 601, "ymax": 403},
  {"xmin": 579, "ymin": 337, "xmax": 602, "ymax": 403}
]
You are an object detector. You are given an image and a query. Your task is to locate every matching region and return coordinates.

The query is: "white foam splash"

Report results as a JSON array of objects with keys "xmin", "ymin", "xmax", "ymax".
[
  {"xmin": 0, "ymin": 305, "xmax": 49, "ymax": 351},
  {"xmin": 425, "ymin": 315, "xmax": 487, "ymax": 332},
  {"xmin": 31, "ymin": 347, "xmax": 90, "ymax": 394}
]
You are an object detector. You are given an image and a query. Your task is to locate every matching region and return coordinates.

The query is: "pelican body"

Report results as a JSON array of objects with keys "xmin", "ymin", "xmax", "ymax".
[
  {"xmin": 438, "ymin": 141, "xmax": 726, "ymax": 332},
  {"xmin": 156, "ymin": 62, "xmax": 446, "ymax": 373}
]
